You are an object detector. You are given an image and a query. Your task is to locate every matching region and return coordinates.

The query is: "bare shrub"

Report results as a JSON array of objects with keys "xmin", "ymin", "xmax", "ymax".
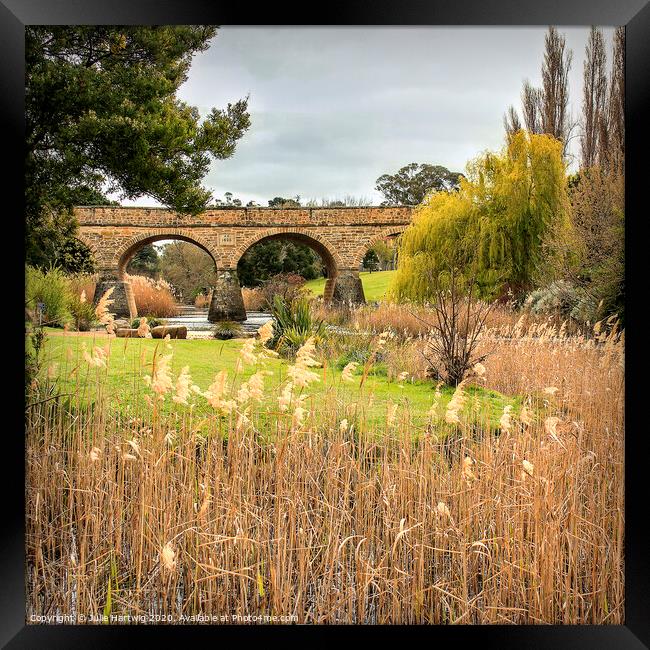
[
  {"xmin": 259, "ymin": 273, "xmax": 306, "ymax": 309},
  {"xmin": 420, "ymin": 270, "xmax": 493, "ymax": 385}
]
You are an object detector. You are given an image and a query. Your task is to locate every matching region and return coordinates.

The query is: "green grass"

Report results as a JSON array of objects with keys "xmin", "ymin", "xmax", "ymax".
[
  {"xmin": 305, "ymin": 270, "xmax": 397, "ymax": 302},
  {"xmin": 35, "ymin": 328, "xmax": 520, "ymax": 435}
]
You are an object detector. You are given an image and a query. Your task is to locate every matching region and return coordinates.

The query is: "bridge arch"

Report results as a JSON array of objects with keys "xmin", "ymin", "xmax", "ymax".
[
  {"xmin": 72, "ymin": 233, "xmax": 105, "ymax": 271},
  {"xmin": 351, "ymin": 225, "xmax": 407, "ymax": 269},
  {"xmin": 74, "ymin": 233, "xmax": 100, "ymax": 261},
  {"xmin": 231, "ymin": 228, "xmax": 344, "ymax": 304},
  {"xmin": 114, "ymin": 230, "xmax": 219, "ymax": 277},
  {"xmin": 230, "ymin": 227, "xmax": 343, "ymax": 273}
]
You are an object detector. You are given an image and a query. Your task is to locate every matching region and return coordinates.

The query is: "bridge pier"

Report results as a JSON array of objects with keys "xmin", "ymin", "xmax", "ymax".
[
  {"xmin": 323, "ymin": 276, "xmax": 337, "ymax": 303},
  {"xmin": 93, "ymin": 272, "xmax": 137, "ymax": 320},
  {"xmin": 332, "ymin": 269, "xmax": 366, "ymax": 306},
  {"xmin": 208, "ymin": 269, "xmax": 246, "ymax": 322}
]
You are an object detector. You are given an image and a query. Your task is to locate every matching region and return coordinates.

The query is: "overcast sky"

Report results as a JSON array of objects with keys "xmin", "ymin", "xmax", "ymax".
[{"xmin": 121, "ymin": 26, "xmax": 614, "ymax": 208}]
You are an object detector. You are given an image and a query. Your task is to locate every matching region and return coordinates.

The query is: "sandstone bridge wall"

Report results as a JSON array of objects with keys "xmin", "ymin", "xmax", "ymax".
[{"xmin": 75, "ymin": 206, "xmax": 414, "ymax": 321}]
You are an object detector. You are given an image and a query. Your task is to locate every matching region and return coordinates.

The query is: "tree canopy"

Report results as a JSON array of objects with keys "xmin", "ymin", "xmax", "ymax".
[
  {"xmin": 375, "ymin": 163, "xmax": 463, "ymax": 206},
  {"xmin": 26, "ymin": 26, "xmax": 250, "ymax": 267},
  {"xmin": 126, "ymin": 244, "xmax": 161, "ymax": 278},
  {"xmin": 158, "ymin": 241, "xmax": 216, "ymax": 304},
  {"xmin": 390, "ymin": 131, "xmax": 572, "ymax": 302},
  {"xmin": 268, "ymin": 196, "xmax": 302, "ymax": 208},
  {"xmin": 237, "ymin": 240, "xmax": 323, "ymax": 287},
  {"xmin": 501, "ymin": 26, "xmax": 624, "ymax": 324}
]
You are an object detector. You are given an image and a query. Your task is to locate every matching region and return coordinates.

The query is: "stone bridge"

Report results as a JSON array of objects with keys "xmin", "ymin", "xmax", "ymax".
[{"xmin": 75, "ymin": 205, "xmax": 414, "ymax": 321}]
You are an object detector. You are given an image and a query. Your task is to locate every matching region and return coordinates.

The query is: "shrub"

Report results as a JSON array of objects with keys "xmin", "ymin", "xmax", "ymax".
[
  {"xmin": 260, "ymin": 273, "xmax": 306, "ymax": 310},
  {"xmin": 270, "ymin": 294, "xmax": 327, "ymax": 356},
  {"xmin": 213, "ymin": 321, "xmax": 245, "ymax": 340},
  {"xmin": 125, "ymin": 274, "xmax": 178, "ymax": 318},
  {"xmin": 25, "ymin": 325, "xmax": 46, "ymax": 390},
  {"xmin": 25, "ymin": 266, "xmax": 73, "ymax": 327},
  {"xmin": 67, "ymin": 274, "xmax": 98, "ymax": 331},
  {"xmin": 524, "ymin": 281, "xmax": 596, "ymax": 323},
  {"xmin": 68, "ymin": 293, "xmax": 97, "ymax": 331},
  {"xmin": 334, "ymin": 334, "xmax": 377, "ymax": 369},
  {"xmin": 132, "ymin": 316, "xmax": 166, "ymax": 330},
  {"xmin": 569, "ymin": 166, "xmax": 624, "ymax": 324}
]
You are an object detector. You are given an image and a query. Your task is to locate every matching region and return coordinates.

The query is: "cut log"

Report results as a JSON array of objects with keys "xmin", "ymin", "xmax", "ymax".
[
  {"xmin": 151, "ymin": 325, "xmax": 188, "ymax": 339},
  {"xmin": 115, "ymin": 328, "xmax": 140, "ymax": 338}
]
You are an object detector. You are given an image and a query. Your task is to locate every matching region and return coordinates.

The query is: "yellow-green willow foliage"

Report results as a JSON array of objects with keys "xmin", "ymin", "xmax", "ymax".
[{"xmin": 390, "ymin": 131, "xmax": 572, "ymax": 301}]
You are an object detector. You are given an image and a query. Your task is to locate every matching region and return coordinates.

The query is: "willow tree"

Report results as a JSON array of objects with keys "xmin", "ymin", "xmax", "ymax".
[{"xmin": 390, "ymin": 131, "xmax": 572, "ymax": 302}]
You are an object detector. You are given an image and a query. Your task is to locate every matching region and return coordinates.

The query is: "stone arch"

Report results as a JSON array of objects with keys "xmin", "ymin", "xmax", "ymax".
[
  {"xmin": 231, "ymin": 228, "xmax": 343, "ymax": 304},
  {"xmin": 351, "ymin": 225, "xmax": 407, "ymax": 269},
  {"xmin": 229, "ymin": 227, "xmax": 343, "ymax": 275},
  {"xmin": 113, "ymin": 229, "xmax": 219, "ymax": 277},
  {"xmin": 74, "ymin": 233, "xmax": 99, "ymax": 257},
  {"xmin": 73, "ymin": 233, "xmax": 101, "ymax": 268},
  {"xmin": 92, "ymin": 230, "xmax": 221, "ymax": 321}
]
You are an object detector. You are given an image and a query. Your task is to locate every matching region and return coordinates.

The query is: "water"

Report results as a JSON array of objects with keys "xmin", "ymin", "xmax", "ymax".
[{"xmin": 165, "ymin": 307, "xmax": 272, "ymax": 339}]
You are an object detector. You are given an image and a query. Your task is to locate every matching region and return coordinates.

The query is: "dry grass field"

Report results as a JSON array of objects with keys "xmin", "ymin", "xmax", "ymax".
[{"xmin": 25, "ymin": 309, "xmax": 624, "ymax": 624}]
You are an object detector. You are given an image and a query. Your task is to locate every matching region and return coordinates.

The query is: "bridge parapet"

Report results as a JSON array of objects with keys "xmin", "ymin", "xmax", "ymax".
[{"xmin": 75, "ymin": 205, "xmax": 413, "ymax": 227}]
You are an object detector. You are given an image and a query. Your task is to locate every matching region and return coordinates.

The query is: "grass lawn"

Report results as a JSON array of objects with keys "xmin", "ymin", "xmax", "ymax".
[
  {"xmin": 305, "ymin": 270, "xmax": 397, "ymax": 302},
  {"xmin": 37, "ymin": 328, "xmax": 520, "ymax": 435}
]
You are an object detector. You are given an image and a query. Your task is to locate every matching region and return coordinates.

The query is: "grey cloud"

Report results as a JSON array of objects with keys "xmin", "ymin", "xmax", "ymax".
[{"xmin": 123, "ymin": 26, "xmax": 613, "ymax": 208}]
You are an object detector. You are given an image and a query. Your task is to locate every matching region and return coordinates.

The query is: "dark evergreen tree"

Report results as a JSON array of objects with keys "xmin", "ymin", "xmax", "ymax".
[
  {"xmin": 237, "ymin": 241, "xmax": 322, "ymax": 287},
  {"xmin": 26, "ymin": 26, "xmax": 250, "ymax": 267},
  {"xmin": 126, "ymin": 244, "xmax": 161, "ymax": 278}
]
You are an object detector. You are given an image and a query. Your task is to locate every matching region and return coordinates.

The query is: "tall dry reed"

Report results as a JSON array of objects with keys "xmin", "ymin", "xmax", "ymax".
[
  {"xmin": 242, "ymin": 287, "xmax": 267, "ymax": 311},
  {"xmin": 194, "ymin": 290, "xmax": 212, "ymax": 309},
  {"xmin": 25, "ymin": 323, "xmax": 624, "ymax": 624},
  {"xmin": 125, "ymin": 274, "xmax": 179, "ymax": 318},
  {"xmin": 327, "ymin": 301, "xmax": 587, "ymax": 342}
]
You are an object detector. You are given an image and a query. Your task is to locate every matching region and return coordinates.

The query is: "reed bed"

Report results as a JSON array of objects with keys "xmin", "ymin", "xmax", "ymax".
[
  {"xmin": 66, "ymin": 273, "xmax": 98, "ymax": 306},
  {"xmin": 241, "ymin": 287, "xmax": 267, "ymax": 312},
  {"xmin": 322, "ymin": 301, "xmax": 588, "ymax": 342},
  {"xmin": 25, "ymin": 320, "xmax": 624, "ymax": 625},
  {"xmin": 194, "ymin": 291, "xmax": 212, "ymax": 309},
  {"xmin": 125, "ymin": 274, "xmax": 179, "ymax": 318}
]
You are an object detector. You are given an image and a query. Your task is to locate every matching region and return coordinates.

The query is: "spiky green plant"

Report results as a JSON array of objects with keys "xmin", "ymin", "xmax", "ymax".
[
  {"xmin": 270, "ymin": 295, "xmax": 327, "ymax": 356},
  {"xmin": 213, "ymin": 320, "xmax": 245, "ymax": 340}
]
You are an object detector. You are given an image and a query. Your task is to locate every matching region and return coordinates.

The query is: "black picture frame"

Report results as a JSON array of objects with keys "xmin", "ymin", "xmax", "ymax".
[{"xmin": 3, "ymin": 1, "xmax": 647, "ymax": 646}]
